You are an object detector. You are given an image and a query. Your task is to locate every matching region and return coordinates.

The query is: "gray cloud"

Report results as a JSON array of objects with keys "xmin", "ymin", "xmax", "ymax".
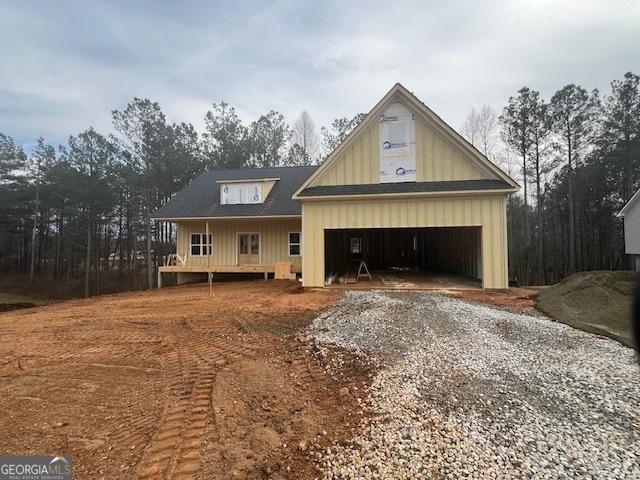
[{"xmin": 1, "ymin": 0, "xmax": 638, "ymax": 152}]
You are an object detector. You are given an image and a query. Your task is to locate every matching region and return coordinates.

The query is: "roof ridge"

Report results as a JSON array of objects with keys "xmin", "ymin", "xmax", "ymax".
[{"xmin": 205, "ymin": 164, "xmax": 317, "ymax": 173}]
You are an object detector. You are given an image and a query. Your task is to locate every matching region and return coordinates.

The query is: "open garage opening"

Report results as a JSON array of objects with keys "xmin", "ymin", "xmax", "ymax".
[{"xmin": 324, "ymin": 227, "xmax": 483, "ymax": 289}]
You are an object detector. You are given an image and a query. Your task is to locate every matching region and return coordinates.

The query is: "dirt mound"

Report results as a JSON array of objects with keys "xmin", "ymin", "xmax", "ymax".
[{"xmin": 536, "ymin": 271, "xmax": 635, "ymax": 347}]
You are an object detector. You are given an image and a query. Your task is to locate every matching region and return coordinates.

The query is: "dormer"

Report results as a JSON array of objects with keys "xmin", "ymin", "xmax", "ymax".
[{"xmin": 217, "ymin": 178, "xmax": 279, "ymax": 205}]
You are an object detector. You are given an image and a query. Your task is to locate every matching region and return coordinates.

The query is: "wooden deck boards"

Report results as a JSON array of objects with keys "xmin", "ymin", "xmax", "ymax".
[{"xmin": 159, "ymin": 264, "xmax": 302, "ymax": 274}]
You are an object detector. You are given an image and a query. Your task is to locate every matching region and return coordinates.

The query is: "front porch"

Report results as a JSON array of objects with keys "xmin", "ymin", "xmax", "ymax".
[
  {"xmin": 157, "ymin": 216, "xmax": 303, "ymax": 288},
  {"xmin": 157, "ymin": 254, "xmax": 302, "ymax": 287}
]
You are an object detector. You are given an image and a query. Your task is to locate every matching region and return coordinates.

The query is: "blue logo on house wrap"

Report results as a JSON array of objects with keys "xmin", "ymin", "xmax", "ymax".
[
  {"xmin": 383, "ymin": 141, "xmax": 407, "ymax": 150},
  {"xmin": 394, "ymin": 167, "xmax": 415, "ymax": 177}
]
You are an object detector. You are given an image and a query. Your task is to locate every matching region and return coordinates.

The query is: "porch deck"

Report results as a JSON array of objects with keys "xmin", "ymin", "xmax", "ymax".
[
  {"xmin": 157, "ymin": 261, "xmax": 302, "ymax": 288},
  {"xmin": 158, "ymin": 264, "xmax": 302, "ymax": 274},
  {"xmin": 159, "ymin": 252, "xmax": 302, "ymax": 275}
]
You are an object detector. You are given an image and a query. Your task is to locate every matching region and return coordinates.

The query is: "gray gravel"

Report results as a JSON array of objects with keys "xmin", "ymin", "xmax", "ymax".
[{"xmin": 305, "ymin": 291, "xmax": 640, "ymax": 479}]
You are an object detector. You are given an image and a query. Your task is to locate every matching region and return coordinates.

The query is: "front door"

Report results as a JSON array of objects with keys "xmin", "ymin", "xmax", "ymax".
[{"xmin": 238, "ymin": 233, "xmax": 260, "ymax": 265}]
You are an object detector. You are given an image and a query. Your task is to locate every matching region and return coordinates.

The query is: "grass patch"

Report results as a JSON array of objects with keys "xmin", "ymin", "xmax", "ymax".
[
  {"xmin": 0, "ymin": 293, "xmax": 46, "ymax": 305},
  {"xmin": 0, "ymin": 292, "xmax": 47, "ymax": 312}
]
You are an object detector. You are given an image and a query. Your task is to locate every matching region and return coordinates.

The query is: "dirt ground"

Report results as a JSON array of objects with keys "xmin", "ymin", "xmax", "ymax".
[
  {"xmin": 447, "ymin": 286, "xmax": 540, "ymax": 313},
  {"xmin": 327, "ymin": 270, "xmax": 481, "ymax": 290},
  {"xmin": 0, "ymin": 281, "xmax": 371, "ymax": 480}
]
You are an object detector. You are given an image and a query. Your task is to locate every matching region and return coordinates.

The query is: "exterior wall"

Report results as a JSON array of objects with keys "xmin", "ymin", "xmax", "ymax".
[
  {"xmin": 176, "ymin": 218, "xmax": 302, "ymax": 267},
  {"xmin": 623, "ymin": 203, "xmax": 640, "ymax": 254},
  {"xmin": 311, "ymin": 112, "xmax": 489, "ymax": 187},
  {"xmin": 301, "ymin": 195, "xmax": 509, "ymax": 289},
  {"xmin": 261, "ymin": 180, "xmax": 277, "ymax": 199}
]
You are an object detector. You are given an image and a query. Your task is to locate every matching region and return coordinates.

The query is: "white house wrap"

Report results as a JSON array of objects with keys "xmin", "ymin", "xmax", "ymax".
[
  {"xmin": 379, "ymin": 102, "xmax": 416, "ymax": 183},
  {"xmin": 220, "ymin": 182, "xmax": 261, "ymax": 205}
]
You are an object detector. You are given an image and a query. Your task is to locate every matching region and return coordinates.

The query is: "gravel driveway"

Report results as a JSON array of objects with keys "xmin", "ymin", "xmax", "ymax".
[{"xmin": 305, "ymin": 291, "xmax": 640, "ymax": 479}]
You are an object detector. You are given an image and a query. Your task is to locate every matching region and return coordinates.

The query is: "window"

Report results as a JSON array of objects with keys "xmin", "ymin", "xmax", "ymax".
[
  {"xmin": 239, "ymin": 233, "xmax": 260, "ymax": 256},
  {"xmin": 239, "ymin": 234, "xmax": 248, "ymax": 255},
  {"xmin": 190, "ymin": 233, "xmax": 212, "ymax": 256},
  {"xmin": 251, "ymin": 234, "xmax": 260, "ymax": 255},
  {"xmin": 350, "ymin": 237, "xmax": 362, "ymax": 254},
  {"xmin": 288, "ymin": 232, "xmax": 301, "ymax": 256}
]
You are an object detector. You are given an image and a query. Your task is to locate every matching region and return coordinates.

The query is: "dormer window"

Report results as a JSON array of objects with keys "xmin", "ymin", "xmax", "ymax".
[
  {"xmin": 220, "ymin": 182, "xmax": 262, "ymax": 205},
  {"xmin": 218, "ymin": 178, "xmax": 279, "ymax": 205}
]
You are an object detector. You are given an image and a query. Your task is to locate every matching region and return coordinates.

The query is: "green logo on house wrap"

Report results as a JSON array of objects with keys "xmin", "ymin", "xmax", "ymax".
[{"xmin": 0, "ymin": 456, "xmax": 72, "ymax": 480}]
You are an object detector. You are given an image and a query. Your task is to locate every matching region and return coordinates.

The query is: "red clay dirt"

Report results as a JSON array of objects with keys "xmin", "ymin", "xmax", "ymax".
[
  {"xmin": 448, "ymin": 287, "xmax": 541, "ymax": 313},
  {"xmin": 0, "ymin": 281, "xmax": 371, "ymax": 480}
]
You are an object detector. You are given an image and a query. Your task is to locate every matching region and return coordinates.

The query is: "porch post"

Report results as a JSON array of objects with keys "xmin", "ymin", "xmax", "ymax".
[
  {"xmin": 206, "ymin": 221, "xmax": 210, "ymax": 271},
  {"xmin": 206, "ymin": 221, "xmax": 212, "ymax": 296}
]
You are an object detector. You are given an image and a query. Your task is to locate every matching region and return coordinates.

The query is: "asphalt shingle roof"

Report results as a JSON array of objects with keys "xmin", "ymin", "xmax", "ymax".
[
  {"xmin": 298, "ymin": 179, "xmax": 513, "ymax": 197},
  {"xmin": 151, "ymin": 165, "xmax": 317, "ymax": 219},
  {"xmin": 153, "ymin": 167, "xmax": 513, "ymax": 219}
]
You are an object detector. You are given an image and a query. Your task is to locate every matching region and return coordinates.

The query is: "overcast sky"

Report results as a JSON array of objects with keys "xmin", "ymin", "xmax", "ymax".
[{"xmin": 1, "ymin": 0, "xmax": 639, "ymax": 152}]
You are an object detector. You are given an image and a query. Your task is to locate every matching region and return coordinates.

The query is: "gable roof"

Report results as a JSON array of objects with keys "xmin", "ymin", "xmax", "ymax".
[
  {"xmin": 293, "ymin": 83, "xmax": 518, "ymax": 199},
  {"xmin": 151, "ymin": 165, "xmax": 317, "ymax": 220},
  {"xmin": 617, "ymin": 188, "xmax": 640, "ymax": 217}
]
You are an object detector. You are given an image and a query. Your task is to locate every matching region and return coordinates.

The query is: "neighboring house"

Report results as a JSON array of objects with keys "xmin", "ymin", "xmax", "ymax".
[
  {"xmin": 617, "ymin": 188, "xmax": 640, "ymax": 271},
  {"xmin": 152, "ymin": 83, "xmax": 519, "ymax": 289}
]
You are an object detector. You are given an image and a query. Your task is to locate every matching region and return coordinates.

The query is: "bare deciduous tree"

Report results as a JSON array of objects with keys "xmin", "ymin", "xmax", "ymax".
[
  {"xmin": 461, "ymin": 106, "xmax": 499, "ymax": 160},
  {"xmin": 288, "ymin": 110, "xmax": 318, "ymax": 165},
  {"xmin": 461, "ymin": 107, "xmax": 480, "ymax": 147},
  {"xmin": 477, "ymin": 106, "xmax": 499, "ymax": 159}
]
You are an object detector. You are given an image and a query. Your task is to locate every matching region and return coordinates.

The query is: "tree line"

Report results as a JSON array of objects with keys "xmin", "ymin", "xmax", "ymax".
[
  {"xmin": 0, "ymin": 100, "xmax": 365, "ymax": 296},
  {"xmin": 462, "ymin": 72, "xmax": 639, "ymax": 285},
  {"xmin": 1, "ymin": 72, "xmax": 637, "ymax": 296}
]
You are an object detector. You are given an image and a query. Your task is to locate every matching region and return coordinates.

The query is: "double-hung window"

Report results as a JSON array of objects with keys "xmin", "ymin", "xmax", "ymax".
[
  {"xmin": 288, "ymin": 232, "xmax": 301, "ymax": 256},
  {"xmin": 191, "ymin": 233, "xmax": 213, "ymax": 256},
  {"xmin": 350, "ymin": 237, "xmax": 362, "ymax": 254}
]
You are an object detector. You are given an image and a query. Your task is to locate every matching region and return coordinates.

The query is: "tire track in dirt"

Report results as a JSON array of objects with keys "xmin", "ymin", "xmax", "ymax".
[
  {"xmin": 136, "ymin": 320, "xmax": 262, "ymax": 479},
  {"xmin": 109, "ymin": 412, "xmax": 159, "ymax": 450},
  {"xmin": 137, "ymin": 346, "xmax": 203, "ymax": 479},
  {"xmin": 0, "ymin": 282, "xmax": 349, "ymax": 480},
  {"xmin": 290, "ymin": 350, "xmax": 328, "ymax": 387}
]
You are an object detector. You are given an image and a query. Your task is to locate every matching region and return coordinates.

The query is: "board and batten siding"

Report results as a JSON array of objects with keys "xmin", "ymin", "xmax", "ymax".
[
  {"xmin": 312, "ymin": 113, "xmax": 489, "ymax": 187},
  {"xmin": 301, "ymin": 195, "xmax": 508, "ymax": 289},
  {"xmin": 176, "ymin": 218, "xmax": 302, "ymax": 267},
  {"xmin": 623, "ymin": 201, "xmax": 640, "ymax": 254}
]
